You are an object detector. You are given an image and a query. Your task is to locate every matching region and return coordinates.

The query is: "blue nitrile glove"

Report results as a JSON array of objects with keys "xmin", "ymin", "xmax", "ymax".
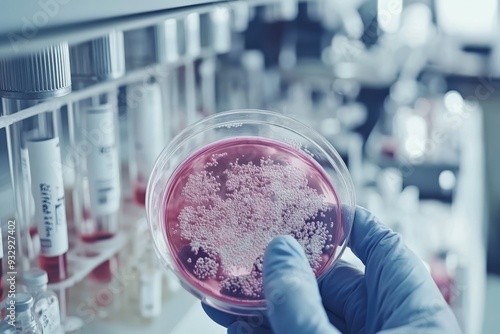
[{"xmin": 203, "ymin": 206, "xmax": 461, "ymax": 334}]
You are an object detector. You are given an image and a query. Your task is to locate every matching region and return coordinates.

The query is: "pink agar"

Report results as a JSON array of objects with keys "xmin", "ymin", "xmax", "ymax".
[{"xmin": 164, "ymin": 137, "xmax": 342, "ymax": 306}]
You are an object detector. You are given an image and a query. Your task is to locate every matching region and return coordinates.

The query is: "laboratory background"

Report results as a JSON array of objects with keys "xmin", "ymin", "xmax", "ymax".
[{"xmin": 0, "ymin": 0, "xmax": 499, "ymax": 333}]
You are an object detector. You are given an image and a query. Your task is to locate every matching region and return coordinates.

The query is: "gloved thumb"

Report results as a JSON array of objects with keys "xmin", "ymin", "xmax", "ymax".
[{"xmin": 263, "ymin": 236, "xmax": 340, "ymax": 334}]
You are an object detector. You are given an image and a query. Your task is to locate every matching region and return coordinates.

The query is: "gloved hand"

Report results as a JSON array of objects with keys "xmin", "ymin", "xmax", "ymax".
[{"xmin": 203, "ymin": 206, "xmax": 462, "ymax": 334}]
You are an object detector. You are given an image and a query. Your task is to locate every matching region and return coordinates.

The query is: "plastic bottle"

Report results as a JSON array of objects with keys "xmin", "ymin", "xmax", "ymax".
[
  {"xmin": 24, "ymin": 268, "xmax": 64, "ymax": 334},
  {"xmin": 13, "ymin": 292, "xmax": 43, "ymax": 334}
]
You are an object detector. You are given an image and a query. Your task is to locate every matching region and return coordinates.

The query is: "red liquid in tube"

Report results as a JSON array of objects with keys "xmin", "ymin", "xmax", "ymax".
[
  {"xmin": 39, "ymin": 254, "xmax": 68, "ymax": 283},
  {"xmin": 81, "ymin": 232, "xmax": 116, "ymax": 283}
]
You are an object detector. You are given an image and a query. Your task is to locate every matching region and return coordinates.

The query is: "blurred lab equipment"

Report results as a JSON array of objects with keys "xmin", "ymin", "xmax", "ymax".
[{"xmin": 0, "ymin": 0, "xmax": 494, "ymax": 333}]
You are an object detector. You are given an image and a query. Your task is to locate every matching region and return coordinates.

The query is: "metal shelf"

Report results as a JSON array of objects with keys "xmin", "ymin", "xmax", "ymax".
[
  {"xmin": 0, "ymin": 0, "xmax": 221, "ymax": 56},
  {"xmin": 0, "ymin": 0, "xmax": 278, "ymax": 58},
  {"xmin": 0, "ymin": 48, "xmax": 215, "ymax": 129}
]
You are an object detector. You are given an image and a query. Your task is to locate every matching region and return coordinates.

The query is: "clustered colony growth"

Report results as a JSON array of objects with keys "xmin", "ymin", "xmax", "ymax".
[{"xmin": 176, "ymin": 153, "xmax": 334, "ymax": 299}]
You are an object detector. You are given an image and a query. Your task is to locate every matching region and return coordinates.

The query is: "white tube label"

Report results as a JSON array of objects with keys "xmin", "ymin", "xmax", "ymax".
[
  {"xmin": 27, "ymin": 137, "xmax": 69, "ymax": 257},
  {"xmin": 85, "ymin": 106, "xmax": 121, "ymax": 215},
  {"xmin": 131, "ymin": 82, "xmax": 165, "ymax": 179}
]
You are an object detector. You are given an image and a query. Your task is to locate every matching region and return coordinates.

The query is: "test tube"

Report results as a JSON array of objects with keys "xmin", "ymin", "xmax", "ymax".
[
  {"xmin": 123, "ymin": 29, "xmax": 172, "ymax": 207},
  {"xmin": 127, "ymin": 78, "xmax": 165, "ymax": 206},
  {"xmin": 28, "ymin": 110, "xmax": 69, "ymax": 283},
  {"xmin": 158, "ymin": 28, "xmax": 191, "ymax": 133},
  {"xmin": 70, "ymin": 32, "xmax": 124, "ymax": 239},
  {"xmin": 210, "ymin": 6, "xmax": 232, "ymax": 55},
  {"xmin": 0, "ymin": 43, "xmax": 72, "ymax": 284},
  {"xmin": 184, "ymin": 12, "xmax": 201, "ymax": 126},
  {"xmin": 70, "ymin": 32, "xmax": 124, "ymax": 286},
  {"xmin": 196, "ymin": 6, "xmax": 231, "ymax": 116},
  {"xmin": 79, "ymin": 101, "xmax": 121, "ymax": 245},
  {"xmin": 199, "ymin": 59, "xmax": 217, "ymax": 116},
  {"xmin": 69, "ymin": 31, "xmax": 123, "ymax": 227},
  {"xmin": 156, "ymin": 18, "xmax": 181, "ymax": 65},
  {"xmin": 155, "ymin": 18, "xmax": 183, "ymax": 137},
  {"xmin": 241, "ymin": 50, "xmax": 266, "ymax": 109}
]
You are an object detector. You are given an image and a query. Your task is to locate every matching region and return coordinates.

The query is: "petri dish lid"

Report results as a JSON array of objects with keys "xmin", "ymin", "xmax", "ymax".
[{"xmin": 146, "ymin": 109, "xmax": 355, "ymax": 315}]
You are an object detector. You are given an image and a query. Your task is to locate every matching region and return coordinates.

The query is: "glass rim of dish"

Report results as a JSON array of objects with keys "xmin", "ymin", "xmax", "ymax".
[{"xmin": 146, "ymin": 109, "xmax": 356, "ymax": 315}]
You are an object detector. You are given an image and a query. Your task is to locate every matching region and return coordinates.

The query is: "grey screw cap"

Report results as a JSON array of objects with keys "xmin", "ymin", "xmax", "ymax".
[{"xmin": 0, "ymin": 43, "xmax": 72, "ymax": 100}]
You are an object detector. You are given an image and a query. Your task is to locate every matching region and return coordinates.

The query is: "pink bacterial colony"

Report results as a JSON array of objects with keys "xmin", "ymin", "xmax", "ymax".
[{"xmin": 164, "ymin": 137, "xmax": 341, "ymax": 304}]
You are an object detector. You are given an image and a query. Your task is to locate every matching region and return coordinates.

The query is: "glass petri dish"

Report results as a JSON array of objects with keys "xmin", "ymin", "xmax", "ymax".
[{"xmin": 146, "ymin": 110, "xmax": 355, "ymax": 315}]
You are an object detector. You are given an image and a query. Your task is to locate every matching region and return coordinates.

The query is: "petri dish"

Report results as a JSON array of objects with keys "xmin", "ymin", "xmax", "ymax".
[{"xmin": 146, "ymin": 109, "xmax": 355, "ymax": 315}]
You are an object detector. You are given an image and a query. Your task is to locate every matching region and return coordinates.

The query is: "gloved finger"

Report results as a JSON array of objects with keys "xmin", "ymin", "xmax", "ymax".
[
  {"xmin": 227, "ymin": 321, "xmax": 273, "ymax": 334},
  {"xmin": 202, "ymin": 303, "xmax": 239, "ymax": 328},
  {"xmin": 319, "ymin": 260, "xmax": 367, "ymax": 333},
  {"xmin": 263, "ymin": 235, "xmax": 340, "ymax": 334},
  {"xmin": 348, "ymin": 207, "xmax": 459, "ymax": 333},
  {"xmin": 348, "ymin": 206, "xmax": 429, "ymax": 282}
]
